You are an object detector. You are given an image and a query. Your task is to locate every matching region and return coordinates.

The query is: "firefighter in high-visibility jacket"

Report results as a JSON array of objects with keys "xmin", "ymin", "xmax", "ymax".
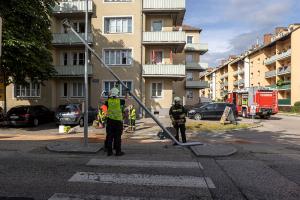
[
  {"xmin": 169, "ymin": 97, "xmax": 187, "ymax": 144},
  {"xmin": 128, "ymin": 105, "xmax": 136, "ymax": 131},
  {"xmin": 97, "ymin": 104, "xmax": 107, "ymax": 128},
  {"xmin": 105, "ymin": 87, "xmax": 125, "ymax": 156}
]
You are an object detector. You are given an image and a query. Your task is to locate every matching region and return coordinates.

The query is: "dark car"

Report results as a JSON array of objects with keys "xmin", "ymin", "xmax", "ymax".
[
  {"xmin": 184, "ymin": 102, "xmax": 211, "ymax": 113},
  {"xmin": 55, "ymin": 104, "xmax": 97, "ymax": 127},
  {"xmin": 188, "ymin": 102, "xmax": 238, "ymax": 120},
  {"xmin": 7, "ymin": 105, "xmax": 54, "ymax": 127}
]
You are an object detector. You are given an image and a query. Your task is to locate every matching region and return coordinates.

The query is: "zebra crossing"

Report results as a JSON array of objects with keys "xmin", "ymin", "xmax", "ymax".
[{"xmin": 48, "ymin": 158, "xmax": 215, "ymax": 200}]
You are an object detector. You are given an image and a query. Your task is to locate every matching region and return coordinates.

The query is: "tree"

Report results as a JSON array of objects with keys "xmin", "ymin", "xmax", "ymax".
[{"xmin": 0, "ymin": 0, "xmax": 57, "ymax": 85}]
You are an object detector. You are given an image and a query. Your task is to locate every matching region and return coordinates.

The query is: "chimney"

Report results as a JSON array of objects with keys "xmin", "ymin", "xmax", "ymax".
[
  {"xmin": 263, "ymin": 33, "xmax": 273, "ymax": 45},
  {"xmin": 275, "ymin": 27, "xmax": 287, "ymax": 34}
]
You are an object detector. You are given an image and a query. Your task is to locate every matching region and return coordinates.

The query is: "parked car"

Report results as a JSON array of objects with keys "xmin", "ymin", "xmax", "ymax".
[
  {"xmin": 55, "ymin": 104, "xmax": 97, "ymax": 127},
  {"xmin": 184, "ymin": 102, "xmax": 211, "ymax": 113},
  {"xmin": 188, "ymin": 102, "xmax": 238, "ymax": 120},
  {"xmin": 7, "ymin": 105, "xmax": 54, "ymax": 127}
]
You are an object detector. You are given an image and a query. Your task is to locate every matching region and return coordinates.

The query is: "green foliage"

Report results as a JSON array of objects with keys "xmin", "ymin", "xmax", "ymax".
[
  {"xmin": 294, "ymin": 101, "xmax": 300, "ymax": 107},
  {"xmin": 276, "ymin": 79, "xmax": 284, "ymax": 86},
  {"xmin": 0, "ymin": 0, "xmax": 57, "ymax": 85},
  {"xmin": 291, "ymin": 106, "xmax": 300, "ymax": 113}
]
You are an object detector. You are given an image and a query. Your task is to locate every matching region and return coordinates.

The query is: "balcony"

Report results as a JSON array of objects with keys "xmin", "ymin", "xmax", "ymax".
[
  {"xmin": 277, "ymin": 49, "xmax": 291, "ymax": 61},
  {"xmin": 54, "ymin": 65, "xmax": 93, "ymax": 77},
  {"xmin": 186, "ymin": 81, "xmax": 209, "ymax": 89},
  {"xmin": 184, "ymin": 43, "xmax": 208, "ymax": 54},
  {"xmin": 233, "ymin": 71, "xmax": 239, "ymax": 77},
  {"xmin": 52, "ymin": 33, "xmax": 93, "ymax": 46},
  {"xmin": 265, "ymin": 70, "xmax": 277, "ymax": 78},
  {"xmin": 267, "ymin": 82, "xmax": 291, "ymax": 90},
  {"xmin": 277, "ymin": 66, "xmax": 291, "ymax": 76},
  {"xmin": 278, "ymin": 98, "xmax": 291, "ymax": 106},
  {"xmin": 143, "ymin": 0, "xmax": 185, "ymax": 11},
  {"xmin": 143, "ymin": 32, "xmax": 186, "ymax": 45},
  {"xmin": 238, "ymin": 69, "xmax": 244, "ymax": 75},
  {"xmin": 186, "ymin": 62, "xmax": 208, "ymax": 70},
  {"xmin": 233, "ymin": 79, "xmax": 244, "ymax": 86},
  {"xmin": 53, "ymin": 0, "xmax": 93, "ymax": 15},
  {"xmin": 220, "ymin": 73, "xmax": 228, "ymax": 79},
  {"xmin": 264, "ymin": 49, "xmax": 291, "ymax": 65},
  {"xmin": 142, "ymin": 64, "xmax": 186, "ymax": 78}
]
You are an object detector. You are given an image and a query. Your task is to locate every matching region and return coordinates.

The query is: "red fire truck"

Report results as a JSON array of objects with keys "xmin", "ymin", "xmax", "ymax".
[{"xmin": 227, "ymin": 87, "xmax": 278, "ymax": 118}]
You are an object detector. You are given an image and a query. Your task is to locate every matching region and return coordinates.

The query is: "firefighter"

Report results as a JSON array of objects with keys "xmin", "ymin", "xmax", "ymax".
[
  {"xmin": 97, "ymin": 104, "xmax": 107, "ymax": 128},
  {"xmin": 169, "ymin": 97, "xmax": 187, "ymax": 144},
  {"xmin": 105, "ymin": 87, "xmax": 125, "ymax": 156},
  {"xmin": 128, "ymin": 104, "xmax": 136, "ymax": 132}
]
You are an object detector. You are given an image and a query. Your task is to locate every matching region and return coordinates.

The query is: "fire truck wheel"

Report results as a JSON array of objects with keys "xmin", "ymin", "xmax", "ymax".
[
  {"xmin": 242, "ymin": 109, "xmax": 248, "ymax": 118},
  {"xmin": 194, "ymin": 113, "xmax": 202, "ymax": 120}
]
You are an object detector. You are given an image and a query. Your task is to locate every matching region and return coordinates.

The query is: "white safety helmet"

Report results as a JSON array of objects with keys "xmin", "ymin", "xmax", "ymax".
[
  {"xmin": 174, "ymin": 96, "xmax": 181, "ymax": 103},
  {"xmin": 110, "ymin": 87, "xmax": 119, "ymax": 97}
]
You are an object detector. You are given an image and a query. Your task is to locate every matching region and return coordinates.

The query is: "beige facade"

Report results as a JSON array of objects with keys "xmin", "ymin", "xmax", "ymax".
[
  {"xmin": 2, "ymin": 0, "xmax": 209, "ymax": 116},
  {"xmin": 203, "ymin": 24, "xmax": 300, "ymax": 107}
]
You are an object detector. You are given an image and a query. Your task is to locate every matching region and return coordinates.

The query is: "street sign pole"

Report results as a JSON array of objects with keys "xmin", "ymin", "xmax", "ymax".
[{"xmin": 83, "ymin": 0, "xmax": 89, "ymax": 147}]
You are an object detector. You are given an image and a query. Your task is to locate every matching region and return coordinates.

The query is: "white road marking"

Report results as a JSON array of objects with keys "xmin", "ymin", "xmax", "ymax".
[
  {"xmin": 69, "ymin": 172, "xmax": 214, "ymax": 188},
  {"xmin": 87, "ymin": 159, "xmax": 203, "ymax": 169},
  {"xmin": 48, "ymin": 193, "xmax": 171, "ymax": 200},
  {"xmin": 205, "ymin": 177, "xmax": 216, "ymax": 189}
]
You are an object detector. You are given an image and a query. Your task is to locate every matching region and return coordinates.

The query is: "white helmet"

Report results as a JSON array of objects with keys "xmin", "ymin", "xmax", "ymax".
[
  {"xmin": 110, "ymin": 87, "xmax": 119, "ymax": 97},
  {"xmin": 174, "ymin": 96, "xmax": 181, "ymax": 103}
]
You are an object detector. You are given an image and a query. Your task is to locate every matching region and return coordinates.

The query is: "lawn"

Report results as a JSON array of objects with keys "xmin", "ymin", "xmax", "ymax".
[{"xmin": 186, "ymin": 121, "xmax": 253, "ymax": 132}]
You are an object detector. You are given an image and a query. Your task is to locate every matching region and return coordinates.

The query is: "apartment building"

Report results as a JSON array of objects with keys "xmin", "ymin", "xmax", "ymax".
[
  {"xmin": 2, "ymin": 0, "xmax": 209, "ymax": 116},
  {"xmin": 204, "ymin": 24, "xmax": 300, "ymax": 107}
]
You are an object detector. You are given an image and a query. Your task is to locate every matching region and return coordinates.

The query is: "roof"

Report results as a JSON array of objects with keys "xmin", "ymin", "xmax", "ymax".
[{"xmin": 175, "ymin": 24, "xmax": 202, "ymax": 32}]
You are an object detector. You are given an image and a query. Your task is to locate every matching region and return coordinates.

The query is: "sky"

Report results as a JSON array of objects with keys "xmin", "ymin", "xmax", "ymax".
[{"xmin": 184, "ymin": 0, "xmax": 300, "ymax": 67}]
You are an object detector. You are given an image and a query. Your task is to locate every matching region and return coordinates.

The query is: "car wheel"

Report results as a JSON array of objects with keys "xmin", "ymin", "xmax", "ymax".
[
  {"xmin": 79, "ymin": 118, "xmax": 84, "ymax": 127},
  {"xmin": 194, "ymin": 113, "xmax": 202, "ymax": 120},
  {"xmin": 33, "ymin": 118, "xmax": 39, "ymax": 127},
  {"xmin": 242, "ymin": 109, "xmax": 247, "ymax": 118}
]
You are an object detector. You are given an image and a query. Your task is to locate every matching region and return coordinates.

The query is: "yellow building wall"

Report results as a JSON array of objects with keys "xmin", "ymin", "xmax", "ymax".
[{"xmin": 291, "ymin": 28, "xmax": 300, "ymax": 105}]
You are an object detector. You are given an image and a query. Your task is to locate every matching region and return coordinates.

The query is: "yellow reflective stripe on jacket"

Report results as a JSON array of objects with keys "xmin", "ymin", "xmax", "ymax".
[
  {"xmin": 130, "ymin": 108, "xmax": 136, "ymax": 120},
  {"xmin": 107, "ymin": 98, "xmax": 123, "ymax": 121}
]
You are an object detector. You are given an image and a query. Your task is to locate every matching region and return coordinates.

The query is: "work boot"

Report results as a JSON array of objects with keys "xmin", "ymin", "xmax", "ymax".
[
  {"xmin": 107, "ymin": 151, "xmax": 113, "ymax": 156},
  {"xmin": 115, "ymin": 151, "xmax": 125, "ymax": 156}
]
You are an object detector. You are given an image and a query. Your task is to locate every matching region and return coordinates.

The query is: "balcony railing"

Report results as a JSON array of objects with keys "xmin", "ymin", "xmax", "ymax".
[
  {"xmin": 186, "ymin": 81, "xmax": 209, "ymax": 89},
  {"xmin": 185, "ymin": 43, "xmax": 208, "ymax": 53},
  {"xmin": 54, "ymin": 65, "xmax": 93, "ymax": 77},
  {"xmin": 220, "ymin": 73, "xmax": 228, "ymax": 79},
  {"xmin": 53, "ymin": 0, "xmax": 93, "ymax": 13},
  {"xmin": 267, "ymin": 82, "xmax": 291, "ymax": 90},
  {"xmin": 233, "ymin": 79, "xmax": 244, "ymax": 86},
  {"xmin": 264, "ymin": 49, "xmax": 291, "ymax": 65},
  {"xmin": 265, "ymin": 70, "xmax": 277, "ymax": 78},
  {"xmin": 277, "ymin": 66, "xmax": 291, "ymax": 76},
  {"xmin": 143, "ymin": 0, "xmax": 185, "ymax": 10},
  {"xmin": 142, "ymin": 64, "xmax": 186, "ymax": 77},
  {"xmin": 52, "ymin": 33, "xmax": 93, "ymax": 45},
  {"xmin": 277, "ymin": 49, "xmax": 291, "ymax": 61},
  {"xmin": 143, "ymin": 32, "xmax": 186, "ymax": 44},
  {"xmin": 186, "ymin": 62, "xmax": 208, "ymax": 70},
  {"xmin": 278, "ymin": 98, "xmax": 291, "ymax": 106}
]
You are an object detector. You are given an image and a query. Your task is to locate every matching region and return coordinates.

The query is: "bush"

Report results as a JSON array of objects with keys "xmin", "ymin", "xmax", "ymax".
[
  {"xmin": 291, "ymin": 106, "xmax": 300, "ymax": 113},
  {"xmin": 294, "ymin": 101, "xmax": 300, "ymax": 107}
]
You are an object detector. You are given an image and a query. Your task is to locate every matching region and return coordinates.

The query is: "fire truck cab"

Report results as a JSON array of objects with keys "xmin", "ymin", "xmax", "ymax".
[{"xmin": 227, "ymin": 87, "xmax": 278, "ymax": 118}]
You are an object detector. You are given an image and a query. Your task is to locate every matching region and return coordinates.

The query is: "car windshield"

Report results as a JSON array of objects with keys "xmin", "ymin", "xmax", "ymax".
[
  {"xmin": 9, "ymin": 107, "xmax": 30, "ymax": 114},
  {"xmin": 57, "ymin": 105, "xmax": 78, "ymax": 112}
]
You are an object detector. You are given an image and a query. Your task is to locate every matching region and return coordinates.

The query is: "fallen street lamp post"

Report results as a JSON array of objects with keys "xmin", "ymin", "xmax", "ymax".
[{"xmin": 62, "ymin": 19, "xmax": 203, "ymax": 147}]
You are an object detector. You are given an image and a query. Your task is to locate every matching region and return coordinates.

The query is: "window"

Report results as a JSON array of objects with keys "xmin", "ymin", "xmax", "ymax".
[
  {"xmin": 186, "ymin": 72, "xmax": 193, "ymax": 81},
  {"xmin": 104, "ymin": 17, "xmax": 132, "ymax": 33},
  {"xmin": 72, "ymin": 22, "xmax": 85, "ymax": 33},
  {"xmin": 63, "ymin": 53, "xmax": 68, "ymax": 66},
  {"xmin": 104, "ymin": 49, "xmax": 132, "ymax": 65},
  {"xmin": 72, "ymin": 82, "xmax": 84, "ymax": 98},
  {"xmin": 186, "ymin": 90, "xmax": 193, "ymax": 99},
  {"xmin": 152, "ymin": 20, "xmax": 162, "ymax": 32},
  {"xmin": 186, "ymin": 54, "xmax": 193, "ymax": 63},
  {"xmin": 72, "ymin": 52, "xmax": 85, "ymax": 66},
  {"xmin": 61, "ymin": 82, "xmax": 68, "ymax": 98},
  {"xmin": 187, "ymin": 36, "xmax": 193, "ymax": 44},
  {"xmin": 104, "ymin": 81, "xmax": 133, "ymax": 97},
  {"xmin": 151, "ymin": 50, "xmax": 163, "ymax": 64},
  {"xmin": 15, "ymin": 82, "xmax": 41, "ymax": 98},
  {"xmin": 151, "ymin": 82, "xmax": 162, "ymax": 98}
]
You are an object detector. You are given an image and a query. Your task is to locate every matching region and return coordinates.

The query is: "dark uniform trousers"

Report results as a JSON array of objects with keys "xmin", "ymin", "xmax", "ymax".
[
  {"xmin": 106, "ymin": 118, "xmax": 123, "ymax": 154},
  {"xmin": 174, "ymin": 123, "xmax": 186, "ymax": 143}
]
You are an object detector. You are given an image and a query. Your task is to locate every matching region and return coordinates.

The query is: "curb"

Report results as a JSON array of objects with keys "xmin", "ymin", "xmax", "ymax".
[{"xmin": 190, "ymin": 143, "xmax": 237, "ymax": 157}]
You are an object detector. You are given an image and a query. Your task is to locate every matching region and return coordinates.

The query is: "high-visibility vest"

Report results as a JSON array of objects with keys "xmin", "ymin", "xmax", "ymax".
[
  {"xmin": 129, "ymin": 108, "xmax": 136, "ymax": 120},
  {"xmin": 107, "ymin": 98, "xmax": 123, "ymax": 121}
]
